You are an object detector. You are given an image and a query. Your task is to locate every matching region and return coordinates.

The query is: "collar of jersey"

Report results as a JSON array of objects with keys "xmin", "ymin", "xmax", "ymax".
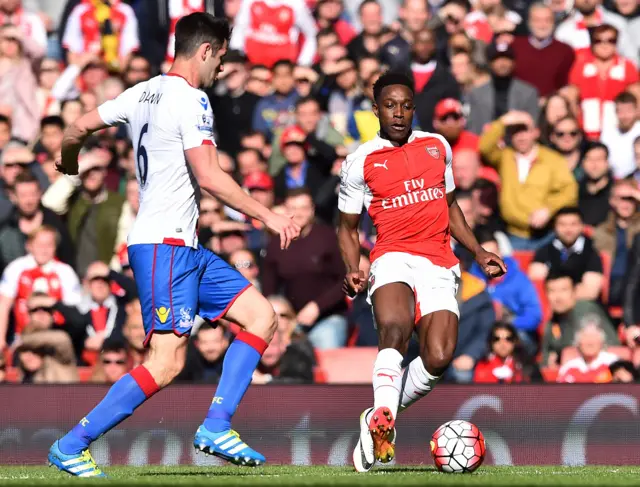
[{"xmin": 375, "ymin": 131, "xmax": 418, "ymax": 148}]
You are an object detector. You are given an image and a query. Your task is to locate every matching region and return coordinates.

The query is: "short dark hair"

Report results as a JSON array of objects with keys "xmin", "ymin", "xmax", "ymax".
[
  {"xmin": 359, "ymin": 0, "xmax": 380, "ymax": 14},
  {"xmin": 615, "ymin": 91, "xmax": 637, "ymax": 106},
  {"xmin": 609, "ymin": 360, "xmax": 640, "ymax": 381},
  {"xmin": 476, "ymin": 228, "xmax": 497, "ymax": 246},
  {"xmin": 174, "ymin": 13, "xmax": 231, "ymax": 58},
  {"xmin": 584, "ymin": 141, "xmax": 609, "ymax": 158},
  {"xmin": 554, "ymin": 206, "xmax": 582, "ymax": 222},
  {"xmin": 285, "ymin": 187, "xmax": 314, "ymax": 200},
  {"xmin": 487, "ymin": 322, "xmax": 519, "ymax": 347},
  {"xmin": 0, "ymin": 114, "xmax": 11, "ymax": 127},
  {"xmin": 240, "ymin": 130, "xmax": 266, "ymax": 143},
  {"xmin": 237, "ymin": 147, "xmax": 266, "ymax": 163},
  {"xmin": 454, "ymin": 189, "xmax": 473, "ymax": 201},
  {"xmin": 14, "ymin": 171, "xmax": 40, "ymax": 187},
  {"xmin": 373, "ymin": 71, "xmax": 414, "ymax": 102},
  {"xmin": 317, "ymin": 27, "xmax": 338, "ymax": 40},
  {"xmin": 101, "ymin": 338, "xmax": 127, "ymax": 355},
  {"xmin": 295, "ymin": 96, "xmax": 319, "ymax": 110},
  {"xmin": 590, "ymin": 23, "xmax": 618, "ymax": 42},
  {"xmin": 546, "ymin": 268, "xmax": 576, "ymax": 285},
  {"xmin": 272, "ymin": 59, "xmax": 295, "ymax": 72},
  {"xmin": 40, "ymin": 115, "xmax": 64, "ymax": 131}
]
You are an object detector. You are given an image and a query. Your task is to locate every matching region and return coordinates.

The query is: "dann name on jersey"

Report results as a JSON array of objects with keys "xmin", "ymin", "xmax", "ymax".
[{"xmin": 138, "ymin": 91, "xmax": 163, "ymax": 105}]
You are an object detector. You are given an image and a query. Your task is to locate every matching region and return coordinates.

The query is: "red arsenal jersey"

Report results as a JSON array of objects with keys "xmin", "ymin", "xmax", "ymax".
[{"xmin": 339, "ymin": 131, "xmax": 458, "ymax": 268}]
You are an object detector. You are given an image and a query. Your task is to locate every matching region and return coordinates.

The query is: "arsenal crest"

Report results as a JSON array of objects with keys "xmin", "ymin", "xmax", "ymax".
[{"xmin": 427, "ymin": 146, "xmax": 440, "ymax": 159}]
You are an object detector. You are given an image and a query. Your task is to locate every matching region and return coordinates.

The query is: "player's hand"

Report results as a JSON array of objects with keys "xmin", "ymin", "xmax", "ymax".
[
  {"xmin": 343, "ymin": 270, "xmax": 365, "ymax": 297},
  {"xmin": 54, "ymin": 158, "xmax": 78, "ymax": 175},
  {"xmin": 265, "ymin": 212, "xmax": 301, "ymax": 249},
  {"xmin": 475, "ymin": 249, "xmax": 507, "ymax": 278}
]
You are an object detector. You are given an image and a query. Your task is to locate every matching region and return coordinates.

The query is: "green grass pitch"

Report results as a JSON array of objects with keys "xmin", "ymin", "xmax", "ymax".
[{"xmin": 0, "ymin": 465, "xmax": 638, "ymax": 486}]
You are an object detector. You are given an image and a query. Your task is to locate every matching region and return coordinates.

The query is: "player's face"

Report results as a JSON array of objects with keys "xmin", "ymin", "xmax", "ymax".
[
  {"xmin": 554, "ymin": 214, "xmax": 582, "ymax": 247},
  {"xmin": 30, "ymin": 231, "xmax": 56, "ymax": 265},
  {"xmin": 202, "ymin": 41, "xmax": 228, "ymax": 89},
  {"xmin": 546, "ymin": 277, "xmax": 576, "ymax": 314},
  {"xmin": 374, "ymin": 85, "xmax": 414, "ymax": 143},
  {"xmin": 285, "ymin": 194, "xmax": 315, "ymax": 229}
]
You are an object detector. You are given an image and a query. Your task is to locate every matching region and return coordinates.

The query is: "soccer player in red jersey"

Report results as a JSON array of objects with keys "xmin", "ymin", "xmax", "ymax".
[{"xmin": 337, "ymin": 72, "xmax": 506, "ymax": 472}]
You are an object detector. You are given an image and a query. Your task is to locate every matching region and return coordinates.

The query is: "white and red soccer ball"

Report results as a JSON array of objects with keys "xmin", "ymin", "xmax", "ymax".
[{"xmin": 430, "ymin": 420, "xmax": 486, "ymax": 473}]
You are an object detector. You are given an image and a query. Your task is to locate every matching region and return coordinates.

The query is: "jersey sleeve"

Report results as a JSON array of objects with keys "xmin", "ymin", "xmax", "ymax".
[
  {"xmin": 338, "ymin": 153, "xmax": 365, "ymax": 214},
  {"xmin": 0, "ymin": 260, "xmax": 21, "ymax": 299},
  {"xmin": 97, "ymin": 84, "xmax": 144, "ymax": 126},
  {"xmin": 61, "ymin": 5, "xmax": 85, "ymax": 53},
  {"xmin": 179, "ymin": 91, "xmax": 216, "ymax": 151},
  {"xmin": 431, "ymin": 133, "xmax": 455, "ymax": 193}
]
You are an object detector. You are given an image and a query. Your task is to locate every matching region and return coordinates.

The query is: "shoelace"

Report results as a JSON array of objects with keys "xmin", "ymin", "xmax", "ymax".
[{"xmin": 80, "ymin": 450, "xmax": 103, "ymax": 474}]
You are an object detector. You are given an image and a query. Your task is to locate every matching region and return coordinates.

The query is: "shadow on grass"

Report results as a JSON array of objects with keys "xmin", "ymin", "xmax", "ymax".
[
  {"xmin": 375, "ymin": 466, "xmax": 437, "ymax": 473},
  {"xmin": 138, "ymin": 470, "xmax": 274, "ymax": 478}
]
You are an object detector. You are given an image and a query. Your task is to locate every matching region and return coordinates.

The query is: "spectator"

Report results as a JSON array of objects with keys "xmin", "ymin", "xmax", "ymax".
[
  {"xmin": 262, "ymin": 188, "xmax": 347, "ymax": 349},
  {"xmin": 36, "ymin": 116, "xmax": 64, "ymax": 164},
  {"xmin": 471, "ymin": 230, "xmax": 542, "ymax": 355},
  {"xmin": 542, "ymin": 270, "xmax": 618, "ymax": 367},
  {"xmin": 237, "ymin": 148, "xmax": 268, "ymax": 179},
  {"xmin": 479, "ymin": 110, "xmax": 578, "ymax": 250},
  {"xmin": 121, "ymin": 299, "xmax": 146, "ymax": 368},
  {"xmin": 292, "ymin": 65, "xmax": 319, "ymax": 98},
  {"xmin": 347, "ymin": 70, "xmax": 380, "ymax": 144},
  {"xmin": 529, "ymin": 207, "xmax": 604, "ymax": 300},
  {"xmin": 557, "ymin": 318, "xmax": 619, "ymax": 383},
  {"xmin": 14, "ymin": 328, "xmax": 78, "ymax": 383},
  {"xmin": 273, "ymin": 126, "xmax": 327, "ymax": 203},
  {"xmin": 240, "ymin": 130, "xmax": 271, "ymax": 162},
  {"xmin": 432, "ymin": 98, "xmax": 479, "ymax": 156},
  {"xmin": 0, "ymin": 24, "xmax": 39, "ymax": 143},
  {"xmin": 252, "ymin": 60, "xmax": 299, "ymax": 140},
  {"xmin": 122, "ymin": 53, "xmax": 151, "ymax": 88},
  {"xmin": 177, "ymin": 321, "xmax": 229, "ymax": 383},
  {"xmin": 449, "ymin": 51, "xmax": 484, "ymax": 99},
  {"xmin": 451, "ymin": 149, "xmax": 482, "ymax": 191},
  {"xmin": 90, "ymin": 339, "xmax": 129, "ymax": 384},
  {"xmin": 347, "ymin": 0, "xmax": 385, "ymax": 62},
  {"xmin": 467, "ymin": 41, "xmax": 539, "ymax": 135},
  {"xmin": 110, "ymin": 176, "xmax": 138, "ymax": 272},
  {"xmin": 538, "ymin": 93, "xmax": 573, "ymax": 146},
  {"xmin": 164, "ymin": 0, "xmax": 205, "ymax": 66},
  {"xmin": 411, "ymin": 27, "xmax": 461, "ymax": 133},
  {"xmin": 0, "ymin": 142, "xmax": 50, "ymax": 214},
  {"xmin": 624, "ymin": 231, "xmax": 640, "ymax": 329},
  {"xmin": 0, "ymin": 226, "xmax": 81, "ymax": 349},
  {"xmin": 632, "ymin": 136, "xmax": 640, "ymax": 185},
  {"xmin": 42, "ymin": 147, "xmax": 125, "ymax": 277},
  {"xmin": 314, "ymin": 0, "xmax": 356, "ymax": 47},
  {"xmin": 0, "ymin": 0, "xmax": 47, "ymax": 59},
  {"xmin": 208, "ymin": 50, "xmax": 260, "ymax": 158},
  {"xmin": 569, "ymin": 24, "xmax": 638, "ymax": 140},
  {"xmin": 60, "ymin": 98, "xmax": 83, "ymax": 128},
  {"xmin": 0, "ymin": 115, "xmax": 10, "ymax": 153},
  {"xmin": 601, "ymin": 91, "xmax": 640, "ymax": 179},
  {"xmin": 36, "ymin": 59, "xmax": 63, "ymax": 118},
  {"xmin": 327, "ymin": 57, "xmax": 360, "ymax": 137},
  {"xmin": 228, "ymin": 249, "xmax": 260, "ymax": 290},
  {"xmin": 230, "ymin": 0, "xmax": 317, "ymax": 67},
  {"xmin": 593, "ymin": 179, "xmax": 640, "ymax": 305},
  {"xmin": 447, "ymin": 257, "xmax": 496, "ymax": 383},
  {"xmin": 0, "ymin": 171, "xmax": 74, "ymax": 271},
  {"xmin": 549, "ymin": 115, "xmax": 585, "ymax": 181},
  {"xmin": 61, "ymin": 0, "xmax": 140, "ymax": 72},
  {"xmin": 578, "ymin": 141, "xmax": 614, "ymax": 227},
  {"xmin": 379, "ymin": 0, "xmax": 430, "ymax": 72},
  {"xmin": 512, "ymin": 3, "xmax": 575, "ymax": 98},
  {"xmin": 473, "ymin": 322, "xmax": 532, "ymax": 383},
  {"xmin": 555, "ymin": 0, "xmax": 636, "ymax": 64},
  {"xmin": 609, "ymin": 359, "xmax": 639, "ymax": 383},
  {"xmin": 348, "ymin": 247, "xmax": 377, "ymax": 347}
]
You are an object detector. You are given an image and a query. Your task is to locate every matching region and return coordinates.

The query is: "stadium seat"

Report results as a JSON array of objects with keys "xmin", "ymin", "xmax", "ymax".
[
  {"xmin": 560, "ymin": 346, "xmax": 631, "ymax": 365},
  {"xmin": 512, "ymin": 250, "xmax": 535, "ymax": 273},
  {"xmin": 599, "ymin": 251, "xmax": 612, "ymax": 304},
  {"xmin": 315, "ymin": 347, "xmax": 378, "ymax": 384}
]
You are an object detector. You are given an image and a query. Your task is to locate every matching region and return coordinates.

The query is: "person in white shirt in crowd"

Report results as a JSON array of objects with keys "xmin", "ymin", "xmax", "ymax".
[{"xmin": 601, "ymin": 91, "xmax": 640, "ymax": 179}]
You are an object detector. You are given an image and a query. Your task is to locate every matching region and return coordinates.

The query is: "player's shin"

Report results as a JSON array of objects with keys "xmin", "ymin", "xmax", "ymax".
[
  {"xmin": 58, "ymin": 366, "xmax": 160, "ymax": 455},
  {"xmin": 203, "ymin": 331, "xmax": 268, "ymax": 433},
  {"xmin": 398, "ymin": 357, "xmax": 440, "ymax": 413},
  {"xmin": 372, "ymin": 348, "xmax": 403, "ymax": 419}
]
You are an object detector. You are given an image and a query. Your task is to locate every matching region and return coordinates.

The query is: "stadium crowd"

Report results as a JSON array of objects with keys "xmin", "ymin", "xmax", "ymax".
[{"xmin": 0, "ymin": 0, "xmax": 639, "ymax": 386}]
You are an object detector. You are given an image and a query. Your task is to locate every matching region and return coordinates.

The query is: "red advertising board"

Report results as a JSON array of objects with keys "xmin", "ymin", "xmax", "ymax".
[{"xmin": 2, "ymin": 385, "xmax": 640, "ymax": 466}]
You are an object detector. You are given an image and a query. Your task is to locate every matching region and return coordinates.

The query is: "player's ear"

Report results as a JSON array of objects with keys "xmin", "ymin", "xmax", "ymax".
[
  {"xmin": 372, "ymin": 102, "xmax": 379, "ymax": 119},
  {"xmin": 200, "ymin": 43, "xmax": 211, "ymax": 62}
]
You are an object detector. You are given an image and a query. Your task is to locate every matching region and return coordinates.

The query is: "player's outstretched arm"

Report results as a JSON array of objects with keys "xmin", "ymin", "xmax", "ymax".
[
  {"xmin": 447, "ymin": 192, "xmax": 506, "ymax": 278},
  {"xmin": 185, "ymin": 144, "xmax": 300, "ymax": 249},
  {"xmin": 56, "ymin": 109, "xmax": 110, "ymax": 175},
  {"xmin": 337, "ymin": 211, "xmax": 364, "ymax": 297}
]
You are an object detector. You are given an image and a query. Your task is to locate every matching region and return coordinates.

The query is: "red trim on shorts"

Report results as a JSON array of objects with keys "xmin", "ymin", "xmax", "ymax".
[
  {"xmin": 207, "ymin": 283, "xmax": 252, "ymax": 323},
  {"xmin": 202, "ymin": 139, "xmax": 214, "ymax": 146},
  {"xmin": 162, "ymin": 238, "xmax": 185, "ymax": 246},
  {"xmin": 169, "ymin": 246, "xmax": 176, "ymax": 334},
  {"xmin": 413, "ymin": 287, "xmax": 421, "ymax": 325},
  {"xmin": 130, "ymin": 365, "xmax": 160, "ymax": 397},
  {"xmin": 165, "ymin": 72, "xmax": 193, "ymax": 86},
  {"xmin": 143, "ymin": 245, "xmax": 159, "ymax": 348},
  {"xmin": 236, "ymin": 330, "xmax": 268, "ymax": 355}
]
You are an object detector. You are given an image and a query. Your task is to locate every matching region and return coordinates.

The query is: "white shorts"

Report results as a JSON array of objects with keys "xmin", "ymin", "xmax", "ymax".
[{"xmin": 367, "ymin": 252, "xmax": 461, "ymax": 322}]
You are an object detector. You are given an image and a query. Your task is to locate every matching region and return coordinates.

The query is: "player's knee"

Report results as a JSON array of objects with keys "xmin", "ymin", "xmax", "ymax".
[
  {"xmin": 424, "ymin": 341, "xmax": 455, "ymax": 376},
  {"xmin": 377, "ymin": 317, "xmax": 412, "ymax": 350},
  {"xmin": 244, "ymin": 299, "xmax": 277, "ymax": 342}
]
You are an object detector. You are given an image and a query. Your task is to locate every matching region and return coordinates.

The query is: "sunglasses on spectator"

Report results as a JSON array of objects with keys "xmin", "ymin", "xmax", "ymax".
[
  {"xmin": 234, "ymin": 260, "xmax": 256, "ymax": 270},
  {"xmin": 492, "ymin": 334, "xmax": 515, "ymax": 343},
  {"xmin": 593, "ymin": 37, "xmax": 617, "ymax": 45},
  {"xmin": 445, "ymin": 15, "xmax": 462, "ymax": 24},
  {"xmin": 128, "ymin": 66, "xmax": 149, "ymax": 73},
  {"xmin": 102, "ymin": 359, "xmax": 126, "ymax": 365},
  {"xmin": 29, "ymin": 306, "xmax": 52, "ymax": 313},
  {"xmin": 295, "ymin": 78, "xmax": 312, "ymax": 84},
  {"xmin": 554, "ymin": 130, "xmax": 579, "ymax": 137},
  {"xmin": 249, "ymin": 76, "xmax": 271, "ymax": 84},
  {"xmin": 439, "ymin": 113, "xmax": 462, "ymax": 122},
  {"xmin": 277, "ymin": 312, "xmax": 294, "ymax": 320}
]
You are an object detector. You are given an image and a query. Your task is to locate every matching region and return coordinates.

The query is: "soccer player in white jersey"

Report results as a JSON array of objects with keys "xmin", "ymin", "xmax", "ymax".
[{"xmin": 47, "ymin": 13, "xmax": 300, "ymax": 478}]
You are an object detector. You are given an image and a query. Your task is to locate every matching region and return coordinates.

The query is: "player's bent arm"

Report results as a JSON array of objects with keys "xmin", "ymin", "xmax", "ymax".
[
  {"xmin": 185, "ymin": 144, "xmax": 272, "ymax": 223},
  {"xmin": 60, "ymin": 109, "xmax": 110, "ymax": 175},
  {"xmin": 337, "ymin": 211, "xmax": 361, "ymax": 273},
  {"xmin": 447, "ymin": 193, "xmax": 483, "ymax": 257}
]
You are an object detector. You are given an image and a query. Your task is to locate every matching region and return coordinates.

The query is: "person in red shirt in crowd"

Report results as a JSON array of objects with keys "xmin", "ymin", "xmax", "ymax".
[
  {"xmin": 557, "ymin": 318, "xmax": 619, "ymax": 383},
  {"xmin": 165, "ymin": 0, "xmax": 206, "ymax": 65},
  {"xmin": 230, "ymin": 0, "xmax": 318, "ymax": 67},
  {"xmin": 569, "ymin": 23, "xmax": 639, "ymax": 140},
  {"xmin": 473, "ymin": 322, "xmax": 526, "ymax": 383},
  {"xmin": 0, "ymin": 226, "xmax": 82, "ymax": 350}
]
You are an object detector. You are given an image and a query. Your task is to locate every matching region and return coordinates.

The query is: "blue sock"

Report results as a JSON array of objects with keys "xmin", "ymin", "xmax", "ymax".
[
  {"xmin": 204, "ymin": 331, "xmax": 267, "ymax": 433},
  {"xmin": 58, "ymin": 366, "xmax": 159, "ymax": 455}
]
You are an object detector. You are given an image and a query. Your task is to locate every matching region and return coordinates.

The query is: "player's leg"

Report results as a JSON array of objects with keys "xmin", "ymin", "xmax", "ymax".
[
  {"xmin": 49, "ymin": 244, "xmax": 197, "ymax": 477},
  {"xmin": 193, "ymin": 248, "xmax": 275, "ymax": 466}
]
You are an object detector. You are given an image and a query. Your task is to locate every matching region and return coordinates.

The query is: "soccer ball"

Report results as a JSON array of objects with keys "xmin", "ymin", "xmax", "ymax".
[{"xmin": 430, "ymin": 420, "xmax": 486, "ymax": 473}]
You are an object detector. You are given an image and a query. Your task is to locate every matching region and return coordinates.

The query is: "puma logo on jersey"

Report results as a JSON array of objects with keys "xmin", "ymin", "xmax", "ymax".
[
  {"xmin": 374, "ymin": 160, "xmax": 388, "ymax": 170},
  {"xmin": 156, "ymin": 306, "xmax": 170, "ymax": 323}
]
